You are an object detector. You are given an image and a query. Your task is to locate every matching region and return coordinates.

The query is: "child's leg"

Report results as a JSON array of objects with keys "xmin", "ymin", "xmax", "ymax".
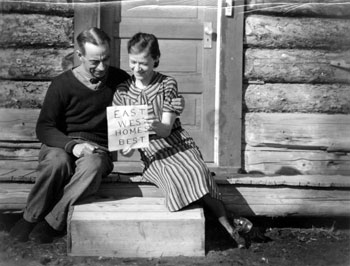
[{"xmin": 200, "ymin": 194, "xmax": 248, "ymax": 248}]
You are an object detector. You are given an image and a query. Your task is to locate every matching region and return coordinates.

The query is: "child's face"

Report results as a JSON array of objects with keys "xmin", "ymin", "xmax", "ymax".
[{"xmin": 129, "ymin": 51, "xmax": 157, "ymax": 84}]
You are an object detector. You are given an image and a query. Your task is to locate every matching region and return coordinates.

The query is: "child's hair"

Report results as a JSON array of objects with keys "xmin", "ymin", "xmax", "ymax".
[
  {"xmin": 76, "ymin": 27, "xmax": 111, "ymax": 55},
  {"xmin": 127, "ymin": 32, "xmax": 161, "ymax": 68}
]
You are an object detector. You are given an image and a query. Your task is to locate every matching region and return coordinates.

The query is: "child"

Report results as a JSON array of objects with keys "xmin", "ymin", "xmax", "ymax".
[{"xmin": 112, "ymin": 32, "xmax": 252, "ymax": 248}]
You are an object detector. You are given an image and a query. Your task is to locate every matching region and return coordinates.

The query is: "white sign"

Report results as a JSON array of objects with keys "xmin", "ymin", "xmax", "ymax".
[{"xmin": 107, "ymin": 105, "xmax": 149, "ymax": 151}]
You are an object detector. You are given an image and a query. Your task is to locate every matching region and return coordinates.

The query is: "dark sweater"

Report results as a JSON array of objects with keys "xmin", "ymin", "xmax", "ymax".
[{"xmin": 36, "ymin": 66, "xmax": 130, "ymax": 153}]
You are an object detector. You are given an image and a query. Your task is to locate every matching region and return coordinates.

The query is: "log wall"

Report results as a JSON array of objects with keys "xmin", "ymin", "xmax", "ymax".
[
  {"xmin": 0, "ymin": 0, "xmax": 74, "ymax": 177},
  {"xmin": 0, "ymin": 0, "xmax": 74, "ymax": 98},
  {"xmin": 244, "ymin": 1, "xmax": 350, "ymax": 175}
]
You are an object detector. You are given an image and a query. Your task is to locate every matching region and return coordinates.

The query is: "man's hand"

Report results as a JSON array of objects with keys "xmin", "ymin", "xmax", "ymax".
[
  {"xmin": 72, "ymin": 143, "xmax": 98, "ymax": 158},
  {"xmin": 171, "ymin": 95, "xmax": 185, "ymax": 114}
]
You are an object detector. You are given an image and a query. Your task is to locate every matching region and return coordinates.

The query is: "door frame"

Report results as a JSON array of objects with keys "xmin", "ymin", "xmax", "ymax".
[{"xmin": 73, "ymin": 0, "xmax": 244, "ymax": 174}]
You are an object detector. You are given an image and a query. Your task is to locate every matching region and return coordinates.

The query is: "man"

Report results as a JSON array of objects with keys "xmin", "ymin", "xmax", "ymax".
[{"xmin": 10, "ymin": 27, "xmax": 184, "ymax": 244}]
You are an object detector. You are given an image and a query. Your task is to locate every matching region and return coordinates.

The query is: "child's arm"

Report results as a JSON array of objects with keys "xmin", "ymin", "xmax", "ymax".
[
  {"xmin": 145, "ymin": 112, "xmax": 177, "ymax": 138},
  {"xmin": 171, "ymin": 95, "xmax": 185, "ymax": 114}
]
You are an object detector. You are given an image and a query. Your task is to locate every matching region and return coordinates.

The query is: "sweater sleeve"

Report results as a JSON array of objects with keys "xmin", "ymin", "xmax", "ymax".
[{"xmin": 36, "ymin": 77, "xmax": 78, "ymax": 153}]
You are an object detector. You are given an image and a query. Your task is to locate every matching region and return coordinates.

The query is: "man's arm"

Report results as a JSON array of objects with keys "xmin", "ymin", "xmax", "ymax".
[{"xmin": 36, "ymin": 78, "xmax": 78, "ymax": 153}]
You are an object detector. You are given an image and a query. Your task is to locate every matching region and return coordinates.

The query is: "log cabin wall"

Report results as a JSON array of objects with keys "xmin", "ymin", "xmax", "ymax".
[
  {"xmin": 0, "ymin": 0, "xmax": 74, "ymax": 109},
  {"xmin": 243, "ymin": 0, "xmax": 350, "ymax": 175},
  {"xmin": 0, "ymin": 0, "xmax": 74, "ymax": 171}
]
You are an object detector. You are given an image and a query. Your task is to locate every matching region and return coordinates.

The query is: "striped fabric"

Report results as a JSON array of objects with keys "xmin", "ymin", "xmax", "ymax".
[{"xmin": 113, "ymin": 72, "xmax": 221, "ymax": 211}]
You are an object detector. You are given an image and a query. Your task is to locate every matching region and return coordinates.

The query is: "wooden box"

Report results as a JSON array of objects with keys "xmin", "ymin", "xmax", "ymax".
[{"xmin": 67, "ymin": 197, "xmax": 205, "ymax": 257}]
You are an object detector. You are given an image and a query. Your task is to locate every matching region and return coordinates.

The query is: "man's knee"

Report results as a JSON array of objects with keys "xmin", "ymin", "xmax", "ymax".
[
  {"xmin": 38, "ymin": 146, "xmax": 73, "ymax": 172},
  {"xmin": 77, "ymin": 153, "xmax": 113, "ymax": 175}
]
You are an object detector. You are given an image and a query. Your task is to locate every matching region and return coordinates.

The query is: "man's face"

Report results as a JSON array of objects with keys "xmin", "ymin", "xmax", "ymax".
[{"xmin": 80, "ymin": 42, "xmax": 111, "ymax": 78}]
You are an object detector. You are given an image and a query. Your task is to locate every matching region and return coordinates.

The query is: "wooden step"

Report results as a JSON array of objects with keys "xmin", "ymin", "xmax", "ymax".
[
  {"xmin": 67, "ymin": 197, "xmax": 205, "ymax": 258},
  {"xmin": 2, "ymin": 180, "xmax": 350, "ymax": 217}
]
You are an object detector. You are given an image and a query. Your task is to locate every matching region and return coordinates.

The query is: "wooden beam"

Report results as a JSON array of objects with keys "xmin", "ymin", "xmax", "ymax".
[
  {"xmin": 0, "ymin": 0, "xmax": 73, "ymax": 16},
  {"xmin": 245, "ymin": 0, "xmax": 350, "ymax": 18},
  {"xmin": 245, "ymin": 113, "xmax": 350, "ymax": 149},
  {"xmin": 0, "ymin": 108, "xmax": 39, "ymax": 141},
  {"xmin": 217, "ymin": 0, "xmax": 244, "ymax": 171},
  {"xmin": 0, "ymin": 81, "xmax": 49, "ymax": 108},
  {"xmin": 245, "ymin": 48, "xmax": 350, "ymax": 84},
  {"xmin": 0, "ymin": 48, "xmax": 74, "ymax": 80},
  {"xmin": 2, "ymin": 181, "xmax": 349, "ymax": 216},
  {"xmin": 244, "ymin": 147, "xmax": 350, "ymax": 175},
  {"xmin": 244, "ymin": 83, "xmax": 350, "ymax": 114},
  {"xmin": 0, "ymin": 14, "xmax": 73, "ymax": 48}
]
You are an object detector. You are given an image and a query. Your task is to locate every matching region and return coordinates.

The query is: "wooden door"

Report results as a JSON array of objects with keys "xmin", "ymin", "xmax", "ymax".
[{"xmin": 101, "ymin": 0, "xmax": 217, "ymax": 167}]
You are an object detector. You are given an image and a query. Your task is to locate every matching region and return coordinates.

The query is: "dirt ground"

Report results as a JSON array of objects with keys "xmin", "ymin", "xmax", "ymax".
[{"xmin": 0, "ymin": 212, "xmax": 349, "ymax": 266}]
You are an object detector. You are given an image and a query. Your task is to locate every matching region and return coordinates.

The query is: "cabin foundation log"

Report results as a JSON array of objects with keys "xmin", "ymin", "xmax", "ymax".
[{"xmin": 1, "ymin": 174, "xmax": 350, "ymax": 217}]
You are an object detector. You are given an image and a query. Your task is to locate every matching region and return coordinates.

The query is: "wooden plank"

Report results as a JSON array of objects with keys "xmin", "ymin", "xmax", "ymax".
[
  {"xmin": 0, "ymin": 48, "xmax": 74, "ymax": 80},
  {"xmin": 245, "ymin": 48, "xmax": 350, "ymax": 83},
  {"xmin": 245, "ymin": 113, "xmax": 350, "ymax": 149},
  {"xmin": 0, "ymin": 108, "xmax": 39, "ymax": 141},
  {"xmin": 245, "ymin": 83, "xmax": 350, "ymax": 114},
  {"xmin": 225, "ymin": 175, "xmax": 350, "ymax": 187},
  {"xmin": 0, "ymin": 142, "xmax": 41, "ymax": 149},
  {"xmin": 246, "ymin": 0, "xmax": 350, "ymax": 18},
  {"xmin": 68, "ymin": 198, "xmax": 205, "ymax": 257},
  {"xmin": 0, "ymin": 81, "xmax": 49, "ymax": 108},
  {"xmin": 2, "ymin": 182, "xmax": 350, "ymax": 216},
  {"xmin": 220, "ymin": 186, "xmax": 350, "ymax": 217},
  {"xmin": 0, "ymin": 166, "xmax": 350, "ymax": 187},
  {"xmin": 73, "ymin": 198, "xmax": 201, "ymax": 216},
  {"xmin": 0, "ymin": 169, "xmax": 37, "ymax": 182},
  {"xmin": 0, "ymin": 14, "xmax": 73, "ymax": 48},
  {"xmin": 0, "ymin": 0, "xmax": 73, "ymax": 16},
  {"xmin": 0, "ymin": 161, "xmax": 38, "ymax": 170},
  {"xmin": 244, "ymin": 147, "xmax": 350, "ymax": 175},
  {"xmin": 246, "ymin": 14, "xmax": 350, "ymax": 49}
]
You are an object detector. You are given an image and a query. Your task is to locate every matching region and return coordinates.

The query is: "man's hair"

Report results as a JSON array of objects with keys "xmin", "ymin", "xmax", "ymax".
[
  {"xmin": 76, "ymin": 27, "xmax": 111, "ymax": 55},
  {"xmin": 127, "ymin": 32, "xmax": 161, "ymax": 68}
]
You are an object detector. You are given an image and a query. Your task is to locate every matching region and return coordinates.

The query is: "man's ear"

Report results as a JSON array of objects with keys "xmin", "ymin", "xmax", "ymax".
[{"xmin": 76, "ymin": 50, "xmax": 83, "ymax": 60}]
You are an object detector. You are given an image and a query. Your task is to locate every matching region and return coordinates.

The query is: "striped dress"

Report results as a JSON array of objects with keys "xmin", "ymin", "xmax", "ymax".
[{"xmin": 113, "ymin": 72, "xmax": 221, "ymax": 211}]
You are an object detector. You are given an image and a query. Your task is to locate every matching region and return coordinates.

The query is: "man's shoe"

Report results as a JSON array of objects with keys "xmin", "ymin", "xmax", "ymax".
[
  {"xmin": 9, "ymin": 218, "xmax": 37, "ymax": 242},
  {"xmin": 29, "ymin": 220, "xmax": 62, "ymax": 244}
]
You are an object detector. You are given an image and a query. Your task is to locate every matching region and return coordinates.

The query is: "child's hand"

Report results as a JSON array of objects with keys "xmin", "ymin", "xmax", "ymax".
[{"xmin": 145, "ymin": 116, "xmax": 161, "ymax": 133}]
